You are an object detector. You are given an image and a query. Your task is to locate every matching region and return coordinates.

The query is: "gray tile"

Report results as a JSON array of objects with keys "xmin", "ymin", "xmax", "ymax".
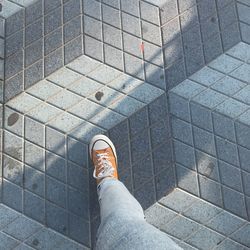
[
  {"xmin": 160, "ymin": 0, "xmax": 178, "ymax": 25},
  {"xmin": 102, "ymin": 4, "xmax": 120, "ymax": 28},
  {"xmin": 103, "ymin": 0, "xmax": 120, "ymax": 8},
  {"xmin": 6, "ymin": 30, "xmax": 23, "ymax": 57},
  {"xmin": 183, "ymin": 24, "xmax": 202, "ymax": 53},
  {"xmin": 178, "ymin": 0, "xmax": 196, "ymax": 12},
  {"xmin": 115, "ymin": 143, "xmax": 131, "ymax": 173},
  {"xmin": 216, "ymin": 137, "xmax": 239, "ymax": 167},
  {"xmin": 140, "ymin": 1, "xmax": 159, "ymax": 25},
  {"xmin": 174, "ymin": 140, "xmax": 196, "ymax": 170},
  {"xmin": 218, "ymin": 2, "xmax": 237, "ymax": 30},
  {"xmin": 25, "ymin": 18, "xmax": 43, "ymax": 46},
  {"xmin": 121, "ymin": 0, "xmax": 139, "ymax": 16},
  {"xmin": 0, "ymin": 204, "xmax": 20, "ymax": 229},
  {"xmin": 143, "ymin": 41, "xmax": 163, "ymax": 67},
  {"xmin": 204, "ymin": 33, "xmax": 223, "ymax": 63},
  {"xmin": 122, "ymin": 12, "xmax": 141, "ymax": 37},
  {"xmin": 235, "ymin": 122, "xmax": 250, "ymax": 150},
  {"xmin": 84, "ymin": 35, "xmax": 103, "ymax": 61},
  {"xmin": 84, "ymin": 15, "xmax": 102, "ymax": 41},
  {"xmin": 124, "ymin": 53, "xmax": 144, "ymax": 79},
  {"xmin": 123, "ymin": 32, "xmax": 142, "ymax": 58},
  {"xmin": 238, "ymin": 146, "xmax": 250, "ymax": 173},
  {"xmin": 162, "ymin": 16, "xmax": 180, "ymax": 46},
  {"xmin": 171, "ymin": 117, "xmax": 193, "ymax": 146},
  {"xmin": 144, "ymin": 63, "xmax": 165, "ymax": 89},
  {"xmin": 3, "ymin": 155, "xmax": 23, "ymax": 187},
  {"xmin": 25, "ymin": 117, "xmax": 44, "ymax": 147},
  {"xmin": 234, "ymin": 85, "xmax": 250, "ymax": 105},
  {"xmin": 200, "ymin": 14, "xmax": 220, "ymax": 41},
  {"xmin": 197, "ymin": 0, "xmax": 216, "ymax": 21},
  {"xmin": 44, "ymin": 27, "xmax": 63, "ymax": 56},
  {"xmin": 3, "ymin": 179, "xmax": 23, "ymax": 212},
  {"xmin": 230, "ymin": 223, "xmax": 250, "ymax": 248},
  {"xmin": 242, "ymin": 171, "xmax": 250, "ymax": 196},
  {"xmin": 185, "ymin": 226, "xmax": 225, "ymax": 250},
  {"xmin": 5, "ymin": 50, "xmax": 24, "ymax": 80},
  {"xmin": 25, "ymin": 0, "xmax": 42, "ymax": 25},
  {"xmin": 142, "ymin": 21, "xmax": 161, "ymax": 46},
  {"xmin": 25, "ymin": 38, "xmax": 43, "ymax": 67},
  {"xmin": 180, "ymin": 5, "xmax": 199, "ymax": 33},
  {"xmin": 104, "ymin": 44, "xmax": 123, "ymax": 71},
  {"xmin": 215, "ymin": 239, "xmax": 247, "ymax": 250},
  {"xmin": 129, "ymin": 107, "xmax": 148, "ymax": 137},
  {"xmin": 222, "ymin": 186, "xmax": 247, "ymax": 219},
  {"xmin": 44, "ymin": 7, "xmax": 62, "ymax": 35},
  {"xmin": 176, "ymin": 164, "xmax": 199, "ymax": 196},
  {"xmin": 226, "ymin": 42, "xmax": 250, "ymax": 63},
  {"xmin": 45, "ymin": 48, "xmax": 64, "ymax": 77},
  {"xmin": 25, "ymin": 61, "xmax": 44, "ymax": 89},
  {"xmin": 24, "ymin": 141, "xmax": 45, "ymax": 172},
  {"xmin": 109, "ymin": 119, "xmax": 129, "ymax": 147},
  {"xmin": 230, "ymin": 63, "xmax": 250, "ymax": 83},
  {"xmin": 103, "ymin": 24, "xmax": 122, "ymax": 49},
  {"xmin": 162, "ymin": 215, "xmax": 200, "ymax": 240},
  {"xmin": 238, "ymin": 109, "xmax": 250, "ymax": 127},
  {"xmin": 14, "ymin": 243, "xmax": 35, "ymax": 250},
  {"xmin": 238, "ymin": 2, "xmax": 250, "ymax": 24},
  {"xmin": 63, "ymin": 0, "xmax": 81, "ymax": 23},
  {"xmin": 0, "ymin": 232, "xmax": 19, "ymax": 249},
  {"xmin": 83, "ymin": 0, "xmax": 101, "ymax": 20},
  {"xmin": 24, "ymin": 191, "xmax": 45, "ymax": 224},
  {"xmin": 44, "ymin": 0, "xmax": 61, "ymax": 13}
]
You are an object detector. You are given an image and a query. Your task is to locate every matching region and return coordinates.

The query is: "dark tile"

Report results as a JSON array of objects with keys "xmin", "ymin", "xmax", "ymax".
[
  {"xmin": 235, "ymin": 122, "xmax": 250, "ymax": 150},
  {"xmin": 6, "ymin": 30, "xmax": 23, "ymax": 57},
  {"xmin": 6, "ymin": 9, "xmax": 24, "ymax": 36},
  {"xmin": 238, "ymin": 146, "xmax": 250, "ymax": 173},
  {"xmin": 83, "ymin": 0, "xmax": 101, "ymax": 20},
  {"xmin": 140, "ymin": 1, "xmax": 159, "ymax": 25},
  {"xmin": 4, "ymin": 107, "xmax": 23, "ymax": 137},
  {"xmin": 63, "ymin": 0, "xmax": 81, "ymax": 23},
  {"xmin": 144, "ymin": 63, "xmax": 165, "ymax": 89},
  {"xmin": 5, "ymin": 50, "xmax": 24, "ymax": 80},
  {"xmin": 25, "ymin": 18, "xmax": 43, "ymax": 46},
  {"xmin": 200, "ymin": 14, "xmax": 220, "ymax": 41},
  {"xmin": 116, "ymin": 143, "xmax": 131, "ymax": 174},
  {"xmin": 46, "ymin": 201, "xmax": 68, "ymax": 235},
  {"xmin": 64, "ymin": 16, "xmax": 81, "ymax": 43},
  {"xmin": 119, "ymin": 168, "xmax": 133, "ymax": 193},
  {"xmin": 109, "ymin": 120, "xmax": 129, "ymax": 148},
  {"xmin": 25, "ymin": 39, "xmax": 43, "ymax": 67},
  {"xmin": 64, "ymin": 36, "xmax": 83, "ymax": 64},
  {"xmin": 242, "ymin": 171, "xmax": 250, "ymax": 196},
  {"xmin": 44, "ymin": 0, "xmax": 61, "ymax": 14},
  {"xmin": 84, "ymin": 15, "xmax": 102, "ymax": 41},
  {"xmin": 26, "ymin": 0, "xmax": 43, "ymax": 25},
  {"xmin": 204, "ymin": 33, "xmax": 223, "ymax": 63},
  {"xmin": 160, "ymin": 0, "xmax": 178, "ymax": 25},
  {"xmin": 129, "ymin": 107, "xmax": 148, "ymax": 137},
  {"xmin": 0, "ymin": 232, "xmax": 19, "ymax": 249},
  {"xmin": 183, "ymin": 24, "xmax": 202, "ymax": 53},
  {"xmin": 44, "ymin": 7, "xmax": 62, "ymax": 35},
  {"xmin": 124, "ymin": 53, "xmax": 144, "ymax": 80},
  {"xmin": 45, "ymin": 27, "xmax": 63, "ymax": 56},
  {"xmin": 84, "ymin": 35, "xmax": 103, "ymax": 62},
  {"xmin": 218, "ymin": 2, "xmax": 237, "ymax": 30},
  {"xmin": 24, "ymin": 191, "xmax": 45, "ymax": 223},
  {"xmin": 5, "ymin": 72, "xmax": 24, "ymax": 102},
  {"xmin": 45, "ymin": 48, "xmax": 63, "ymax": 77},
  {"xmin": 103, "ymin": 0, "xmax": 120, "ymax": 8},
  {"xmin": 197, "ymin": 0, "xmax": 216, "ymax": 21},
  {"xmin": 180, "ymin": 5, "xmax": 199, "ymax": 33}
]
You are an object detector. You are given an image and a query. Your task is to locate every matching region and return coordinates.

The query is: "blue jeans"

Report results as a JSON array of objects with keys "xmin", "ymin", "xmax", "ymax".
[{"xmin": 96, "ymin": 178, "xmax": 183, "ymax": 250}]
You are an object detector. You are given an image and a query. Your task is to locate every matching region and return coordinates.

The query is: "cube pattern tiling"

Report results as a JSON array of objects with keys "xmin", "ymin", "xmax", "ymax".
[
  {"xmin": 169, "ymin": 42, "xmax": 250, "ymax": 221},
  {"xmin": 146, "ymin": 188, "xmax": 250, "ymax": 250},
  {"xmin": 237, "ymin": 0, "xmax": 250, "ymax": 44}
]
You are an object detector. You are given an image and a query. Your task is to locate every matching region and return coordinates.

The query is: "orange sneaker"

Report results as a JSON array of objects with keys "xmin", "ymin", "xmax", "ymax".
[{"xmin": 89, "ymin": 135, "xmax": 118, "ymax": 185}]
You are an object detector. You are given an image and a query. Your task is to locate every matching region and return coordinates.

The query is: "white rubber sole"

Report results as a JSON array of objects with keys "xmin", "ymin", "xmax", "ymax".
[{"xmin": 89, "ymin": 134, "xmax": 117, "ymax": 160}]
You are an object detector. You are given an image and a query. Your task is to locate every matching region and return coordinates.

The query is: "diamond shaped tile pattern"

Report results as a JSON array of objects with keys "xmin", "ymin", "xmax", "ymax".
[{"xmin": 169, "ymin": 42, "xmax": 250, "ymax": 221}]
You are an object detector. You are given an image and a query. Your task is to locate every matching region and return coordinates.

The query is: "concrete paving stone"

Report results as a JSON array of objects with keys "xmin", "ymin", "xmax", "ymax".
[
  {"xmin": 87, "ymin": 64, "xmax": 121, "ymax": 84},
  {"xmin": 103, "ymin": 0, "xmax": 120, "ymax": 8},
  {"xmin": 0, "ymin": 0, "xmax": 22, "ymax": 18},
  {"xmin": 46, "ymin": 201, "xmax": 68, "ymax": 235},
  {"xmin": 65, "ymin": 35, "xmax": 82, "ymax": 63},
  {"xmin": 222, "ymin": 186, "xmax": 247, "ymax": 219},
  {"xmin": 5, "ymin": 50, "xmax": 24, "ymax": 80},
  {"xmin": 185, "ymin": 226, "xmax": 225, "ymax": 250},
  {"xmin": 143, "ymin": 41, "xmax": 163, "ymax": 67},
  {"xmin": 211, "ymin": 76, "xmax": 246, "ymax": 97},
  {"xmin": 84, "ymin": 35, "xmax": 103, "ymax": 61},
  {"xmin": 25, "ymin": 141, "xmax": 45, "ymax": 172},
  {"xmin": 162, "ymin": 214, "xmax": 201, "ymax": 240},
  {"xmin": 6, "ymin": 30, "xmax": 23, "ymax": 57},
  {"xmin": 68, "ymin": 161, "xmax": 88, "ymax": 193},
  {"xmin": 124, "ymin": 53, "xmax": 144, "ymax": 79},
  {"xmin": 27, "ymin": 102, "xmax": 63, "ymax": 124},
  {"xmin": 14, "ymin": 243, "xmax": 35, "ymax": 250},
  {"xmin": 230, "ymin": 223, "xmax": 250, "ymax": 247},
  {"xmin": 24, "ymin": 165, "xmax": 45, "ymax": 198},
  {"xmin": 3, "ymin": 155, "xmax": 23, "ymax": 187},
  {"xmin": 189, "ymin": 66, "xmax": 224, "ymax": 86},
  {"xmin": 4, "ymin": 130, "xmax": 23, "ymax": 161},
  {"xmin": 159, "ymin": 188, "xmax": 198, "ymax": 213},
  {"xmin": 44, "ymin": 0, "xmax": 61, "ymax": 14},
  {"xmin": 0, "ymin": 232, "xmax": 19, "ymax": 249},
  {"xmin": 27, "ymin": 79, "xmax": 62, "ymax": 101},
  {"xmin": 192, "ymin": 88, "xmax": 228, "ymax": 109},
  {"xmin": 197, "ymin": 0, "xmax": 217, "ymax": 21},
  {"xmin": 218, "ymin": 2, "xmax": 238, "ymax": 30},
  {"xmin": 242, "ymin": 171, "xmax": 250, "ymax": 196},
  {"xmin": 25, "ymin": 117, "xmax": 44, "ymax": 147},
  {"xmin": 129, "ymin": 106, "xmax": 148, "ymax": 137},
  {"xmin": 195, "ymin": 150, "xmax": 219, "ymax": 181},
  {"xmin": 213, "ymin": 111, "xmax": 236, "ymax": 142},
  {"xmin": 123, "ymin": 32, "xmax": 142, "ymax": 58},
  {"xmin": 3, "ymin": 215, "xmax": 41, "ymax": 241},
  {"xmin": 25, "ymin": 0, "xmax": 42, "ymax": 25},
  {"xmin": 234, "ymin": 85, "xmax": 250, "ymax": 105},
  {"xmin": 238, "ymin": 0, "xmax": 250, "ymax": 5},
  {"xmin": 84, "ymin": 15, "xmax": 102, "ymax": 41},
  {"xmin": 157, "ymin": 0, "xmax": 178, "ymax": 25},
  {"xmin": 130, "ymin": 129, "xmax": 150, "ymax": 163},
  {"xmin": 178, "ymin": 241, "xmax": 198, "ymax": 250},
  {"xmin": 134, "ymin": 178, "xmax": 156, "ymax": 210},
  {"xmin": 63, "ymin": 0, "xmax": 81, "ymax": 23},
  {"xmin": 0, "ymin": 204, "xmax": 20, "ymax": 230},
  {"xmin": 25, "ymin": 38, "xmax": 43, "ymax": 67},
  {"xmin": 0, "ymin": 18, "xmax": 4, "ymax": 38},
  {"xmin": 67, "ymin": 136, "xmax": 87, "ymax": 167},
  {"xmin": 44, "ymin": 48, "xmax": 64, "ymax": 77},
  {"xmin": 129, "ymin": 83, "xmax": 164, "ymax": 103},
  {"xmin": 219, "ymin": 160, "xmax": 242, "ymax": 192},
  {"xmin": 115, "ymin": 143, "xmax": 131, "ymax": 173},
  {"xmin": 221, "ymin": 22, "xmax": 241, "ymax": 51},
  {"xmin": 104, "ymin": 44, "xmax": 124, "ymax": 71},
  {"xmin": 44, "ymin": 6, "xmax": 62, "ymax": 35},
  {"xmin": 103, "ymin": 23, "xmax": 122, "ymax": 49},
  {"xmin": 4, "ymin": 106, "xmax": 24, "ymax": 137},
  {"xmin": 190, "ymin": 101, "xmax": 212, "ymax": 132},
  {"xmin": 193, "ymin": 126, "xmax": 216, "ymax": 156},
  {"xmin": 176, "ymin": 164, "xmax": 199, "ymax": 195},
  {"xmin": 121, "ymin": 13, "xmax": 141, "ymax": 37},
  {"xmin": 238, "ymin": 145, "xmax": 250, "ymax": 173},
  {"xmin": 44, "ymin": 27, "xmax": 63, "ymax": 56},
  {"xmin": 216, "ymin": 137, "xmax": 240, "ymax": 167},
  {"xmin": 46, "ymin": 176, "xmax": 67, "ymax": 208},
  {"xmin": 226, "ymin": 42, "xmax": 250, "ymax": 62},
  {"xmin": 185, "ymin": 46, "xmax": 205, "ymax": 76},
  {"xmin": 171, "ymin": 117, "xmax": 193, "ymax": 146},
  {"xmin": 178, "ymin": 0, "xmax": 196, "ymax": 12},
  {"xmin": 204, "ymin": 33, "xmax": 223, "ymax": 63},
  {"xmin": 46, "ymin": 151, "xmax": 66, "ymax": 183},
  {"xmin": 200, "ymin": 14, "xmax": 220, "ymax": 41},
  {"xmin": 121, "ymin": 0, "xmax": 139, "ymax": 16},
  {"xmin": 3, "ymin": 179, "xmax": 23, "ymax": 212},
  {"xmin": 144, "ymin": 63, "xmax": 165, "ymax": 89},
  {"xmin": 180, "ymin": 5, "xmax": 199, "ymax": 33},
  {"xmin": 25, "ymin": 18, "xmax": 43, "ymax": 46},
  {"xmin": 0, "ymin": 38, "xmax": 4, "ymax": 58},
  {"xmin": 102, "ymin": 4, "xmax": 120, "ymax": 28},
  {"xmin": 140, "ymin": 1, "xmax": 159, "ymax": 25},
  {"xmin": 46, "ymin": 126, "xmax": 66, "ymax": 157},
  {"xmin": 24, "ymin": 190, "xmax": 45, "ymax": 223},
  {"xmin": 236, "ymin": 122, "xmax": 250, "ymax": 150},
  {"xmin": 68, "ymin": 186, "xmax": 89, "ymax": 219},
  {"xmin": 230, "ymin": 63, "xmax": 250, "ymax": 83},
  {"xmin": 145, "ymin": 203, "xmax": 177, "ymax": 228},
  {"xmin": 209, "ymin": 54, "xmax": 243, "ymax": 74},
  {"xmin": 163, "ymin": 36, "xmax": 183, "ymax": 68},
  {"xmin": 69, "ymin": 213, "xmax": 90, "ymax": 246},
  {"xmin": 215, "ymin": 238, "xmax": 248, "ymax": 250},
  {"xmin": 183, "ymin": 24, "xmax": 202, "ymax": 53},
  {"xmin": 215, "ymin": 98, "xmax": 249, "ymax": 119},
  {"xmin": 151, "ymin": 119, "xmax": 170, "ymax": 148},
  {"xmin": 5, "ymin": 8, "xmax": 24, "ymax": 37},
  {"xmin": 83, "ymin": 0, "xmax": 101, "ymax": 20},
  {"xmin": 142, "ymin": 21, "xmax": 161, "ymax": 46},
  {"xmin": 174, "ymin": 140, "xmax": 196, "ymax": 170},
  {"xmin": 63, "ymin": 16, "xmax": 82, "ymax": 42},
  {"xmin": 25, "ymin": 60, "xmax": 44, "ymax": 89},
  {"xmin": 69, "ymin": 121, "xmax": 105, "ymax": 144},
  {"xmin": 238, "ymin": 109, "xmax": 250, "ymax": 127},
  {"xmin": 68, "ymin": 99, "xmax": 105, "ymax": 120},
  {"xmin": 162, "ymin": 17, "xmax": 180, "ymax": 46}
]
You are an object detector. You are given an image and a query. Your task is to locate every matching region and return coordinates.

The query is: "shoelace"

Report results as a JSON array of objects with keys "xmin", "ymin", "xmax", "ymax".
[{"xmin": 93, "ymin": 152, "xmax": 114, "ymax": 180}]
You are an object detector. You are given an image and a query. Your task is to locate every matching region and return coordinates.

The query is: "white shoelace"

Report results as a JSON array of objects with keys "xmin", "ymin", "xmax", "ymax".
[{"xmin": 93, "ymin": 152, "xmax": 115, "ymax": 180}]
